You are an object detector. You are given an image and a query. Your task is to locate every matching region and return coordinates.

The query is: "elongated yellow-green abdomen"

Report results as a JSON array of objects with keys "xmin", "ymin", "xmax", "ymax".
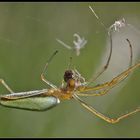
[{"xmin": 0, "ymin": 90, "xmax": 60, "ymax": 111}]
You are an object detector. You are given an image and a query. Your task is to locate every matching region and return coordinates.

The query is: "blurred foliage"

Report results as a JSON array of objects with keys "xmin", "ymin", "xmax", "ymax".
[{"xmin": 0, "ymin": 2, "xmax": 140, "ymax": 138}]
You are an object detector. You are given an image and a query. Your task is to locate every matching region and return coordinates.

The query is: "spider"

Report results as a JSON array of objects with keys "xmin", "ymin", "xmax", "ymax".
[
  {"xmin": 0, "ymin": 6, "xmax": 140, "ymax": 124},
  {"xmin": 0, "ymin": 33, "xmax": 140, "ymax": 124}
]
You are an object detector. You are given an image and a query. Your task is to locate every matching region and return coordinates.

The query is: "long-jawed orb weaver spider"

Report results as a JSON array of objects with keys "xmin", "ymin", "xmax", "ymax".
[
  {"xmin": 0, "ymin": 6, "xmax": 140, "ymax": 124},
  {"xmin": 0, "ymin": 34, "xmax": 140, "ymax": 124}
]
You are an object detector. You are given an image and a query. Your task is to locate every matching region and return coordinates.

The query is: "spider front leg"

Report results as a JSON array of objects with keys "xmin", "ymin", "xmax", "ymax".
[
  {"xmin": 87, "ymin": 32, "xmax": 113, "ymax": 84},
  {"xmin": 87, "ymin": 34, "xmax": 133, "ymax": 86},
  {"xmin": 41, "ymin": 73, "xmax": 57, "ymax": 89},
  {"xmin": 41, "ymin": 51, "xmax": 58, "ymax": 89},
  {"xmin": 73, "ymin": 94, "xmax": 140, "ymax": 124},
  {"xmin": 126, "ymin": 38, "xmax": 133, "ymax": 67},
  {"xmin": 0, "ymin": 79, "xmax": 14, "ymax": 93},
  {"xmin": 77, "ymin": 59, "xmax": 140, "ymax": 97}
]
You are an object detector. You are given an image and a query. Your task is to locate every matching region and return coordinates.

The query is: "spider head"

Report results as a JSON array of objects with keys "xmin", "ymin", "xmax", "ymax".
[{"xmin": 64, "ymin": 70, "xmax": 74, "ymax": 83}]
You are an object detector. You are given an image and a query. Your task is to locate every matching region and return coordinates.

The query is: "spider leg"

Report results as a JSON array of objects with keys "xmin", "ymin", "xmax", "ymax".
[
  {"xmin": 41, "ymin": 50, "xmax": 58, "ymax": 89},
  {"xmin": 87, "ymin": 32, "xmax": 113, "ymax": 84},
  {"xmin": 73, "ymin": 94, "xmax": 140, "ymax": 123},
  {"xmin": 126, "ymin": 38, "xmax": 133, "ymax": 67},
  {"xmin": 77, "ymin": 60, "xmax": 140, "ymax": 96},
  {"xmin": 74, "ymin": 68, "xmax": 86, "ymax": 83},
  {"xmin": 60, "ymin": 79, "xmax": 65, "ymax": 88},
  {"xmin": 0, "ymin": 79, "xmax": 14, "ymax": 93},
  {"xmin": 87, "ymin": 36, "xmax": 133, "ymax": 87},
  {"xmin": 77, "ymin": 88, "xmax": 109, "ymax": 96}
]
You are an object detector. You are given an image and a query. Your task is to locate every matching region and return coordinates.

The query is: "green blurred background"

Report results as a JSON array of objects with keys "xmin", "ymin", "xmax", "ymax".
[{"xmin": 0, "ymin": 2, "xmax": 140, "ymax": 138}]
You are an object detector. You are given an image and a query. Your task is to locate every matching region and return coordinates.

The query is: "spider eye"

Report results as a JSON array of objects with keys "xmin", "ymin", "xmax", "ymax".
[{"xmin": 64, "ymin": 70, "xmax": 73, "ymax": 82}]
